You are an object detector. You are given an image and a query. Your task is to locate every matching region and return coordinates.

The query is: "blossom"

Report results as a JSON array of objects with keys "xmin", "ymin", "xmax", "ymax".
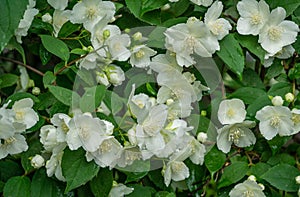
[
  {"xmin": 14, "ymin": 1, "xmax": 39, "ymax": 43},
  {"xmin": 129, "ymin": 45, "xmax": 157, "ymax": 68},
  {"xmin": 229, "ymin": 180, "xmax": 266, "ymax": 197},
  {"xmin": 46, "ymin": 151, "xmax": 65, "ymax": 181},
  {"xmin": 50, "ymin": 113, "xmax": 71, "ymax": 142},
  {"xmin": 12, "ymin": 98, "xmax": 39, "ymax": 129},
  {"xmin": 52, "ymin": 10, "xmax": 71, "ymax": 37},
  {"xmin": 190, "ymin": 0, "xmax": 213, "ymax": 7},
  {"xmin": 218, "ymin": 99, "xmax": 246, "ymax": 125},
  {"xmin": 292, "ymin": 109, "xmax": 300, "ymax": 134},
  {"xmin": 108, "ymin": 182, "xmax": 134, "ymax": 197},
  {"xmin": 217, "ymin": 121, "xmax": 256, "ymax": 153},
  {"xmin": 0, "ymin": 134, "xmax": 28, "ymax": 159},
  {"xmin": 165, "ymin": 17, "xmax": 219, "ymax": 66},
  {"xmin": 204, "ymin": 1, "xmax": 232, "ymax": 40},
  {"xmin": 47, "ymin": 0, "xmax": 68, "ymax": 10},
  {"xmin": 69, "ymin": 0, "xmax": 115, "ymax": 31},
  {"xmin": 164, "ymin": 160, "xmax": 190, "ymax": 186},
  {"xmin": 31, "ymin": 154, "xmax": 45, "ymax": 169},
  {"xmin": 255, "ymin": 105, "xmax": 294, "ymax": 140},
  {"xmin": 66, "ymin": 113, "xmax": 113, "ymax": 152},
  {"xmin": 271, "ymin": 96, "xmax": 283, "ymax": 106},
  {"xmin": 104, "ymin": 65, "xmax": 126, "ymax": 86},
  {"xmin": 258, "ymin": 7, "xmax": 299, "ymax": 54},
  {"xmin": 236, "ymin": 0, "xmax": 270, "ymax": 36}
]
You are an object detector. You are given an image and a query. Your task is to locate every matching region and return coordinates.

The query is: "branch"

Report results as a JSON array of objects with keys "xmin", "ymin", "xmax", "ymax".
[{"xmin": 0, "ymin": 56, "xmax": 44, "ymax": 76}]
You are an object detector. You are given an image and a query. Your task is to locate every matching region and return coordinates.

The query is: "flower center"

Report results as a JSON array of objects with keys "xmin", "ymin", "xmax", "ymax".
[
  {"xmin": 171, "ymin": 162, "xmax": 184, "ymax": 172},
  {"xmin": 79, "ymin": 126, "xmax": 90, "ymax": 140},
  {"xmin": 4, "ymin": 137, "xmax": 16, "ymax": 145},
  {"xmin": 250, "ymin": 13, "xmax": 263, "ymax": 25},
  {"xmin": 100, "ymin": 140, "xmax": 112, "ymax": 153},
  {"xmin": 61, "ymin": 122, "xmax": 69, "ymax": 133},
  {"xmin": 243, "ymin": 190, "xmax": 254, "ymax": 197},
  {"xmin": 15, "ymin": 111, "xmax": 25, "ymax": 121},
  {"xmin": 228, "ymin": 127, "xmax": 243, "ymax": 144},
  {"xmin": 135, "ymin": 50, "xmax": 145, "ymax": 59},
  {"xmin": 226, "ymin": 108, "xmax": 236, "ymax": 118},
  {"xmin": 209, "ymin": 21, "xmax": 224, "ymax": 36},
  {"xmin": 270, "ymin": 115, "xmax": 280, "ymax": 128},
  {"xmin": 87, "ymin": 7, "xmax": 97, "ymax": 19},
  {"xmin": 292, "ymin": 114, "xmax": 300, "ymax": 124},
  {"xmin": 186, "ymin": 36, "xmax": 196, "ymax": 54},
  {"xmin": 268, "ymin": 26, "xmax": 283, "ymax": 41}
]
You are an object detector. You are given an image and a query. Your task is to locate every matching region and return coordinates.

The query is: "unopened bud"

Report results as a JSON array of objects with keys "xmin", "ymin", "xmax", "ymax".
[
  {"xmin": 200, "ymin": 110, "xmax": 207, "ymax": 117},
  {"xmin": 161, "ymin": 3, "xmax": 171, "ymax": 11},
  {"xmin": 258, "ymin": 183, "xmax": 265, "ymax": 190},
  {"xmin": 32, "ymin": 87, "xmax": 40, "ymax": 95},
  {"xmin": 197, "ymin": 132, "xmax": 207, "ymax": 143},
  {"xmin": 285, "ymin": 93, "xmax": 294, "ymax": 102},
  {"xmin": 295, "ymin": 175, "xmax": 300, "ymax": 184},
  {"xmin": 271, "ymin": 96, "xmax": 283, "ymax": 106},
  {"xmin": 248, "ymin": 175, "xmax": 256, "ymax": 182},
  {"xmin": 31, "ymin": 154, "xmax": 45, "ymax": 169},
  {"xmin": 132, "ymin": 32, "xmax": 143, "ymax": 41},
  {"xmin": 103, "ymin": 29, "xmax": 111, "ymax": 40},
  {"xmin": 42, "ymin": 13, "xmax": 52, "ymax": 23}
]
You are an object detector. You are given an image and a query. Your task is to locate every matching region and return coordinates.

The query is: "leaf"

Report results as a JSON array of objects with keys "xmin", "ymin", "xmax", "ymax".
[
  {"xmin": 267, "ymin": 136, "xmax": 292, "ymax": 155},
  {"xmin": 126, "ymin": 184, "xmax": 155, "ymax": 197},
  {"xmin": 262, "ymin": 164, "xmax": 300, "ymax": 192},
  {"xmin": 229, "ymin": 87, "xmax": 267, "ymax": 105},
  {"xmin": 0, "ymin": 73, "xmax": 19, "ymax": 88},
  {"xmin": 147, "ymin": 26, "xmax": 167, "ymax": 49},
  {"xmin": 217, "ymin": 34, "xmax": 245, "ymax": 78},
  {"xmin": 62, "ymin": 148, "xmax": 99, "ymax": 193},
  {"xmin": 265, "ymin": 59, "xmax": 284, "ymax": 79},
  {"xmin": 39, "ymin": 44, "xmax": 52, "ymax": 65},
  {"xmin": 5, "ymin": 92, "xmax": 39, "ymax": 108},
  {"xmin": 249, "ymin": 162, "xmax": 271, "ymax": 180},
  {"xmin": 235, "ymin": 34, "xmax": 265, "ymax": 62},
  {"xmin": 43, "ymin": 71, "xmax": 56, "ymax": 88},
  {"xmin": 185, "ymin": 159, "xmax": 206, "ymax": 192},
  {"xmin": 0, "ymin": 160, "xmax": 23, "ymax": 182},
  {"xmin": 58, "ymin": 22, "xmax": 81, "ymax": 38},
  {"xmin": 0, "ymin": 0, "xmax": 28, "ymax": 52},
  {"xmin": 40, "ymin": 35, "xmax": 70, "ymax": 61},
  {"xmin": 267, "ymin": 82, "xmax": 292, "ymax": 97},
  {"xmin": 218, "ymin": 161, "xmax": 249, "ymax": 188},
  {"xmin": 266, "ymin": 0, "xmax": 300, "ymax": 16},
  {"xmin": 247, "ymin": 94, "xmax": 272, "ymax": 117},
  {"xmin": 48, "ymin": 85, "xmax": 80, "ymax": 107},
  {"xmin": 155, "ymin": 191, "xmax": 176, "ymax": 197},
  {"xmin": 80, "ymin": 85, "xmax": 106, "ymax": 113},
  {"xmin": 90, "ymin": 168, "xmax": 113, "ymax": 197},
  {"xmin": 241, "ymin": 69, "xmax": 265, "ymax": 89},
  {"xmin": 7, "ymin": 37, "xmax": 26, "ymax": 63},
  {"xmin": 31, "ymin": 169, "xmax": 63, "ymax": 197},
  {"xmin": 3, "ymin": 176, "xmax": 31, "ymax": 197},
  {"xmin": 204, "ymin": 145, "xmax": 226, "ymax": 174}
]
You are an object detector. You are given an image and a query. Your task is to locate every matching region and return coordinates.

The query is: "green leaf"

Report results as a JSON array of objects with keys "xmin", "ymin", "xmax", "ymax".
[
  {"xmin": 265, "ymin": 59, "xmax": 284, "ymax": 79},
  {"xmin": 185, "ymin": 159, "xmax": 206, "ymax": 192},
  {"xmin": 126, "ymin": 184, "xmax": 155, "ymax": 197},
  {"xmin": 267, "ymin": 136, "xmax": 292, "ymax": 155},
  {"xmin": 205, "ymin": 146, "xmax": 226, "ymax": 174},
  {"xmin": 267, "ymin": 153, "xmax": 296, "ymax": 166},
  {"xmin": 43, "ymin": 71, "xmax": 56, "ymax": 88},
  {"xmin": 3, "ymin": 176, "xmax": 31, "ymax": 197},
  {"xmin": 80, "ymin": 85, "xmax": 106, "ymax": 113},
  {"xmin": 266, "ymin": 0, "xmax": 300, "ymax": 16},
  {"xmin": 0, "ymin": 74, "xmax": 19, "ymax": 88},
  {"xmin": 267, "ymin": 82, "xmax": 292, "ymax": 97},
  {"xmin": 48, "ymin": 85, "xmax": 80, "ymax": 107},
  {"xmin": 241, "ymin": 69, "xmax": 265, "ymax": 89},
  {"xmin": 0, "ymin": 0, "xmax": 28, "ymax": 52},
  {"xmin": 247, "ymin": 94, "xmax": 272, "ymax": 117},
  {"xmin": 148, "ymin": 169, "xmax": 169, "ymax": 190},
  {"xmin": 217, "ymin": 34, "xmax": 245, "ymax": 78},
  {"xmin": 90, "ymin": 168, "xmax": 113, "ymax": 197},
  {"xmin": 155, "ymin": 191, "xmax": 176, "ymax": 197},
  {"xmin": 0, "ymin": 160, "xmax": 23, "ymax": 182},
  {"xmin": 62, "ymin": 148, "xmax": 99, "ymax": 193},
  {"xmin": 40, "ymin": 35, "xmax": 70, "ymax": 61},
  {"xmin": 7, "ymin": 37, "xmax": 26, "ymax": 63},
  {"xmin": 31, "ymin": 169, "xmax": 63, "ymax": 197},
  {"xmin": 235, "ymin": 34, "xmax": 265, "ymax": 62},
  {"xmin": 39, "ymin": 44, "xmax": 52, "ymax": 65},
  {"xmin": 218, "ymin": 161, "xmax": 249, "ymax": 188},
  {"xmin": 147, "ymin": 26, "xmax": 167, "ymax": 49},
  {"xmin": 249, "ymin": 162, "xmax": 271, "ymax": 180},
  {"xmin": 229, "ymin": 87, "xmax": 267, "ymax": 105},
  {"xmin": 262, "ymin": 164, "xmax": 300, "ymax": 192},
  {"xmin": 5, "ymin": 92, "xmax": 39, "ymax": 108},
  {"xmin": 58, "ymin": 22, "xmax": 81, "ymax": 38}
]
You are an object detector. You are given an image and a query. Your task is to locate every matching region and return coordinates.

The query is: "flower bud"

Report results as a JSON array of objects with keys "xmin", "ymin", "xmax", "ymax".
[
  {"xmin": 161, "ymin": 3, "xmax": 171, "ymax": 11},
  {"xmin": 197, "ymin": 132, "xmax": 207, "ymax": 143},
  {"xmin": 132, "ymin": 32, "xmax": 143, "ymax": 41},
  {"xmin": 105, "ymin": 65, "xmax": 125, "ymax": 86},
  {"xmin": 285, "ymin": 93, "xmax": 294, "ymax": 102},
  {"xmin": 258, "ymin": 183, "xmax": 265, "ymax": 190},
  {"xmin": 295, "ymin": 175, "xmax": 300, "ymax": 184},
  {"xmin": 247, "ymin": 175, "xmax": 256, "ymax": 182},
  {"xmin": 32, "ymin": 87, "xmax": 41, "ymax": 95},
  {"xmin": 103, "ymin": 29, "xmax": 111, "ymax": 40},
  {"xmin": 96, "ymin": 71, "xmax": 110, "ymax": 86},
  {"xmin": 42, "ymin": 13, "xmax": 52, "ymax": 23},
  {"xmin": 31, "ymin": 154, "xmax": 45, "ymax": 169},
  {"xmin": 271, "ymin": 96, "xmax": 283, "ymax": 106}
]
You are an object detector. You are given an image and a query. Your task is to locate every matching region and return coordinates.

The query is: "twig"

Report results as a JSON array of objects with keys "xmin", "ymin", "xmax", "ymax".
[
  {"xmin": 0, "ymin": 56, "xmax": 44, "ymax": 76},
  {"xmin": 54, "ymin": 53, "xmax": 88, "ymax": 76}
]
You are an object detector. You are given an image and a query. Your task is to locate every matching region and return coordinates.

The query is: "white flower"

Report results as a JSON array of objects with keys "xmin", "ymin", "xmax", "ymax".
[
  {"xmin": 292, "ymin": 109, "xmax": 300, "ymax": 134},
  {"xmin": 105, "ymin": 65, "xmax": 125, "ymax": 86},
  {"xmin": 0, "ymin": 117, "xmax": 16, "ymax": 139},
  {"xmin": 79, "ymin": 53, "xmax": 99, "ymax": 70},
  {"xmin": 263, "ymin": 45, "xmax": 295, "ymax": 67},
  {"xmin": 66, "ymin": 113, "xmax": 113, "ymax": 152},
  {"xmin": 108, "ymin": 183, "xmax": 134, "ymax": 197},
  {"xmin": 42, "ymin": 13, "xmax": 52, "ymax": 23},
  {"xmin": 130, "ymin": 45, "xmax": 157, "ymax": 68},
  {"xmin": 69, "ymin": 0, "xmax": 115, "ymax": 31},
  {"xmin": 229, "ymin": 180, "xmax": 266, "ymax": 197},
  {"xmin": 47, "ymin": 0, "xmax": 68, "ymax": 10},
  {"xmin": 295, "ymin": 175, "xmax": 300, "ymax": 184},
  {"xmin": 204, "ymin": 1, "xmax": 232, "ymax": 40},
  {"xmin": 50, "ymin": 113, "xmax": 71, "ymax": 142},
  {"xmin": 96, "ymin": 71, "xmax": 110, "ymax": 86},
  {"xmin": 271, "ymin": 96, "xmax": 284, "ymax": 106},
  {"xmin": 164, "ymin": 160, "xmax": 190, "ymax": 186},
  {"xmin": 12, "ymin": 98, "xmax": 39, "ymax": 129},
  {"xmin": 31, "ymin": 154, "xmax": 45, "ymax": 169},
  {"xmin": 40, "ymin": 125, "xmax": 67, "ymax": 152},
  {"xmin": 86, "ymin": 137, "xmax": 123, "ymax": 169},
  {"xmin": 15, "ymin": 2, "xmax": 39, "ymax": 43},
  {"xmin": 197, "ymin": 132, "xmax": 208, "ymax": 143},
  {"xmin": 190, "ymin": 0, "xmax": 213, "ymax": 7},
  {"xmin": 218, "ymin": 99, "xmax": 246, "ymax": 125},
  {"xmin": 165, "ymin": 17, "xmax": 219, "ymax": 66},
  {"xmin": 255, "ymin": 106, "xmax": 294, "ymax": 140},
  {"xmin": 236, "ymin": 0, "xmax": 270, "ymax": 36},
  {"xmin": 285, "ymin": 93, "xmax": 295, "ymax": 103},
  {"xmin": 258, "ymin": 7, "xmax": 299, "ymax": 54},
  {"xmin": 217, "ymin": 121, "xmax": 256, "ymax": 153},
  {"xmin": 0, "ymin": 134, "xmax": 28, "ymax": 159},
  {"xmin": 46, "ymin": 151, "xmax": 65, "ymax": 181},
  {"xmin": 53, "ymin": 10, "xmax": 71, "ymax": 37}
]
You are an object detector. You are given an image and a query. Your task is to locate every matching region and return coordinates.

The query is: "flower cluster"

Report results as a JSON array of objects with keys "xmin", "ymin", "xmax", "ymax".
[
  {"xmin": 216, "ymin": 99, "xmax": 256, "ymax": 153},
  {"xmin": 0, "ymin": 98, "xmax": 38, "ymax": 159},
  {"xmin": 236, "ymin": 0, "xmax": 299, "ymax": 66},
  {"xmin": 164, "ymin": 1, "xmax": 232, "ymax": 66}
]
